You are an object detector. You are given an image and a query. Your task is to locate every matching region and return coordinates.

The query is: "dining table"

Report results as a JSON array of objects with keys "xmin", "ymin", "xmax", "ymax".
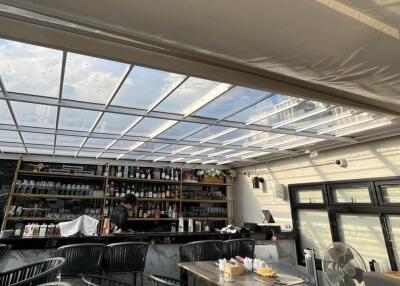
[{"xmin": 177, "ymin": 261, "xmax": 313, "ymax": 286}]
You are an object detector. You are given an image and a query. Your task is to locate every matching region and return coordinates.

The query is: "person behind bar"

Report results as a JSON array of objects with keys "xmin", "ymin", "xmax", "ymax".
[{"xmin": 110, "ymin": 193, "xmax": 136, "ymax": 233}]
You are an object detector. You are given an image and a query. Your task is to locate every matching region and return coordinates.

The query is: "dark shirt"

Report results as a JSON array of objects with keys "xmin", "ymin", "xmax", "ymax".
[{"xmin": 110, "ymin": 204, "xmax": 129, "ymax": 232}]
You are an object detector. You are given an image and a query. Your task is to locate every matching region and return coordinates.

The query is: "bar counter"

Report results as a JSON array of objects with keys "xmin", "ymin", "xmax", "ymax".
[{"xmin": 0, "ymin": 231, "xmax": 244, "ymax": 250}]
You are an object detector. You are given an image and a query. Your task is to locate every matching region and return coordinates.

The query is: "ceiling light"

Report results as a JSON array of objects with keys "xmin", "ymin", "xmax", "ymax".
[
  {"xmin": 182, "ymin": 83, "xmax": 232, "ymax": 117},
  {"xmin": 245, "ymin": 98, "xmax": 307, "ymax": 125},
  {"xmin": 208, "ymin": 149, "xmax": 234, "ymax": 157}
]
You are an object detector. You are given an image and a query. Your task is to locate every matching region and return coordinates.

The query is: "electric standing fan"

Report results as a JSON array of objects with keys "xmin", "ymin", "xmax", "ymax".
[{"xmin": 322, "ymin": 242, "xmax": 367, "ymax": 286}]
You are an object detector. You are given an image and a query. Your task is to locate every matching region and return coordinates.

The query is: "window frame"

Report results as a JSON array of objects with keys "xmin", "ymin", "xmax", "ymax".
[{"xmin": 289, "ymin": 177, "xmax": 400, "ymax": 271}]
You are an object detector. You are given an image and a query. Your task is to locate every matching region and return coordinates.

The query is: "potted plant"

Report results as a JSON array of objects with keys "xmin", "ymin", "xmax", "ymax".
[{"xmin": 196, "ymin": 169, "xmax": 225, "ymax": 184}]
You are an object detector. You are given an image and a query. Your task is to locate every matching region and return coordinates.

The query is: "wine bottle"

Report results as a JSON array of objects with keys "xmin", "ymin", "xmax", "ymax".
[
  {"xmin": 155, "ymin": 204, "xmax": 161, "ymax": 218},
  {"xmin": 148, "ymin": 187, "xmax": 153, "ymax": 198},
  {"xmin": 140, "ymin": 187, "xmax": 144, "ymax": 198},
  {"xmin": 135, "ymin": 167, "xmax": 140, "ymax": 178},
  {"xmin": 175, "ymin": 169, "xmax": 179, "ymax": 181},
  {"xmin": 123, "ymin": 166, "xmax": 129, "ymax": 178},
  {"xmin": 140, "ymin": 169, "xmax": 146, "ymax": 179},
  {"xmin": 165, "ymin": 168, "xmax": 170, "ymax": 180},
  {"xmin": 138, "ymin": 203, "xmax": 144, "ymax": 218},
  {"xmin": 120, "ymin": 183, "xmax": 126, "ymax": 198},
  {"xmin": 161, "ymin": 168, "xmax": 166, "ymax": 180},
  {"xmin": 162, "ymin": 187, "xmax": 166, "ymax": 199},
  {"xmin": 110, "ymin": 166, "xmax": 116, "ymax": 177},
  {"xmin": 165, "ymin": 186, "xmax": 170, "ymax": 198},
  {"xmin": 147, "ymin": 169, "xmax": 152, "ymax": 180},
  {"xmin": 129, "ymin": 166, "xmax": 134, "ymax": 178}
]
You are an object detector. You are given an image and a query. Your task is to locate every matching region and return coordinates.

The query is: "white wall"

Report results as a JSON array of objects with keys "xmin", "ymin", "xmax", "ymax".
[{"xmin": 234, "ymin": 135, "xmax": 400, "ymax": 227}]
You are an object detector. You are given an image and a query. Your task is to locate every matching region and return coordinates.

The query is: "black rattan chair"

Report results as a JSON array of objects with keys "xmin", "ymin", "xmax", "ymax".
[
  {"xmin": 103, "ymin": 242, "xmax": 149, "ymax": 286},
  {"xmin": 149, "ymin": 275, "xmax": 186, "ymax": 286},
  {"xmin": 223, "ymin": 238, "xmax": 256, "ymax": 259},
  {"xmin": 82, "ymin": 275, "xmax": 131, "ymax": 286},
  {"xmin": 56, "ymin": 243, "xmax": 105, "ymax": 278},
  {"xmin": 179, "ymin": 240, "xmax": 223, "ymax": 262},
  {"xmin": 0, "ymin": 257, "xmax": 66, "ymax": 286}
]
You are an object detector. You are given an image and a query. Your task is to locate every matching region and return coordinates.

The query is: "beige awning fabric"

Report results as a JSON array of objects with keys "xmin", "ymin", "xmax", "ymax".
[{"xmin": 0, "ymin": 0, "xmax": 399, "ymax": 116}]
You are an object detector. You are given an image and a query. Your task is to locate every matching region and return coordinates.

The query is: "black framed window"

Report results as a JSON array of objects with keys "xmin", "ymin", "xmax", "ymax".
[{"xmin": 289, "ymin": 177, "xmax": 400, "ymax": 271}]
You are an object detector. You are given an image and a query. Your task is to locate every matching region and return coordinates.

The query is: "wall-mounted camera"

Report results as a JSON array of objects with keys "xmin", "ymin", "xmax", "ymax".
[
  {"xmin": 252, "ymin": 176, "xmax": 265, "ymax": 189},
  {"xmin": 335, "ymin": 159, "xmax": 347, "ymax": 168}
]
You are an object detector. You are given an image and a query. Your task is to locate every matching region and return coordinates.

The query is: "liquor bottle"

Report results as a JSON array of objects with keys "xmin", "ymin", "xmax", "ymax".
[
  {"xmin": 148, "ymin": 187, "xmax": 153, "ymax": 198},
  {"xmin": 120, "ymin": 183, "xmax": 126, "ymax": 198},
  {"xmin": 172, "ymin": 203, "xmax": 177, "ymax": 219},
  {"xmin": 134, "ymin": 186, "xmax": 140, "ymax": 198},
  {"xmin": 175, "ymin": 186, "xmax": 179, "ymax": 199},
  {"xmin": 160, "ymin": 202, "xmax": 165, "ymax": 216},
  {"xmin": 171, "ymin": 168, "xmax": 175, "ymax": 181},
  {"xmin": 103, "ymin": 164, "xmax": 110, "ymax": 176},
  {"xmin": 165, "ymin": 168, "xmax": 170, "ymax": 180},
  {"xmin": 137, "ymin": 203, "xmax": 143, "ymax": 218},
  {"xmin": 110, "ymin": 166, "xmax": 116, "ymax": 177},
  {"xmin": 162, "ymin": 187, "xmax": 166, "ymax": 199},
  {"xmin": 143, "ymin": 203, "xmax": 149, "ymax": 218},
  {"xmin": 140, "ymin": 187, "xmax": 144, "ymax": 198},
  {"xmin": 103, "ymin": 200, "xmax": 109, "ymax": 217},
  {"xmin": 135, "ymin": 167, "xmax": 140, "ymax": 178},
  {"xmin": 110, "ymin": 181, "xmax": 115, "ymax": 197},
  {"xmin": 140, "ymin": 169, "xmax": 146, "ymax": 179},
  {"xmin": 170, "ymin": 185, "xmax": 175, "ymax": 199},
  {"xmin": 161, "ymin": 168, "xmax": 166, "ymax": 180},
  {"xmin": 151, "ymin": 203, "xmax": 156, "ymax": 218},
  {"xmin": 117, "ymin": 166, "xmax": 122, "ymax": 178},
  {"xmin": 114, "ymin": 186, "xmax": 120, "ymax": 198},
  {"xmin": 123, "ymin": 166, "xmax": 129, "ymax": 178},
  {"xmin": 147, "ymin": 169, "xmax": 151, "ymax": 180},
  {"xmin": 175, "ymin": 169, "xmax": 179, "ymax": 181},
  {"xmin": 129, "ymin": 166, "xmax": 134, "ymax": 178},
  {"xmin": 155, "ymin": 204, "xmax": 161, "ymax": 219},
  {"xmin": 126, "ymin": 184, "xmax": 131, "ymax": 195},
  {"xmin": 165, "ymin": 186, "xmax": 170, "ymax": 198}
]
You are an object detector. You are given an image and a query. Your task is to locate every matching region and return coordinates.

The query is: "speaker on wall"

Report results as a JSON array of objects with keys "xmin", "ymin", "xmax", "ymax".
[{"xmin": 275, "ymin": 184, "xmax": 287, "ymax": 200}]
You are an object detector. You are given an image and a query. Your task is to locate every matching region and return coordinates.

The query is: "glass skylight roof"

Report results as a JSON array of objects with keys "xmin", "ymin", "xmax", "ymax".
[{"xmin": 0, "ymin": 37, "xmax": 395, "ymax": 165}]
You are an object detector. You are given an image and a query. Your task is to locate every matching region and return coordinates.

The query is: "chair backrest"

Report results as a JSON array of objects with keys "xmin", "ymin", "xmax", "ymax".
[
  {"xmin": 82, "ymin": 275, "xmax": 131, "ymax": 286},
  {"xmin": 179, "ymin": 240, "xmax": 223, "ymax": 262},
  {"xmin": 56, "ymin": 243, "xmax": 105, "ymax": 277},
  {"xmin": 103, "ymin": 242, "xmax": 149, "ymax": 273},
  {"xmin": 223, "ymin": 239, "xmax": 256, "ymax": 259},
  {"xmin": 0, "ymin": 257, "xmax": 66, "ymax": 286},
  {"xmin": 149, "ymin": 275, "xmax": 186, "ymax": 286}
]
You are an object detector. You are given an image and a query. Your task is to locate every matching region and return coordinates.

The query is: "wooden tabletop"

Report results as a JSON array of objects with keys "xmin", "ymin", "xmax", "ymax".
[{"xmin": 177, "ymin": 261, "xmax": 310, "ymax": 286}]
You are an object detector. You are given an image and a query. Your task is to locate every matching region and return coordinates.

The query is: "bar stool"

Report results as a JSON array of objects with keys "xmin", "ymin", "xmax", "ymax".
[
  {"xmin": 223, "ymin": 238, "xmax": 256, "ymax": 259},
  {"xmin": 179, "ymin": 240, "xmax": 223, "ymax": 262},
  {"xmin": 82, "ymin": 275, "xmax": 130, "ymax": 286},
  {"xmin": 149, "ymin": 275, "xmax": 187, "ymax": 286},
  {"xmin": 56, "ymin": 243, "xmax": 105, "ymax": 278},
  {"xmin": 103, "ymin": 242, "xmax": 149, "ymax": 286}
]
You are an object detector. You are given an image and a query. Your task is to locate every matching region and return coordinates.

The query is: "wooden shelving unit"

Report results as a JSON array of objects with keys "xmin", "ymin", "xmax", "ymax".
[{"xmin": 2, "ymin": 158, "xmax": 234, "ymax": 232}]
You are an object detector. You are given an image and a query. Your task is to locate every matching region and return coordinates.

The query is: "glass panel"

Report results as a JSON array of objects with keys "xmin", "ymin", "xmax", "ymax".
[
  {"xmin": 208, "ymin": 129, "xmax": 261, "ymax": 145},
  {"xmin": 226, "ymin": 94, "xmax": 293, "ymax": 123},
  {"xmin": 194, "ymin": 87, "xmax": 269, "ymax": 119},
  {"xmin": 0, "ymin": 100, "xmax": 14, "ymax": 125},
  {"xmin": 111, "ymin": 66, "xmax": 186, "ymax": 109},
  {"xmin": 154, "ymin": 77, "xmax": 221, "ymax": 114},
  {"xmin": 127, "ymin": 118, "xmax": 176, "ymax": 137},
  {"xmin": 27, "ymin": 148, "xmax": 53, "ymax": 155},
  {"xmin": 0, "ymin": 130, "xmax": 21, "ymax": 143},
  {"xmin": 205, "ymin": 148, "xmax": 237, "ymax": 157},
  {"xmin": 77, "ymin": 151, "xmax": 98, "ymax": 157},
  {"xmin": 256, "ymin": 101, "xmax": 326, "ymax": 127},
  {"xmin": 22, "ymin": 132, "xmax": 54, "ymax": 145},
  {"xmin": 0, "ymin": 146, "xmax": 26, "ymax": 153},
  {"xmin": 380, "ymin": 184, "xmax": 400, "ymax": 203},
  {"xmin": 296, "ymin": 189, "xmax": 324, "ymax": 203},
  {"xmin": 109, "ymin": 140, "xmax": 135, "ymax": 151},
  {"xmin": 332, "ymin": 186, "xmax": 371, "ymax": 203},
  {"xmin": 56, "ymin": 135, "xmax": 86, "ymax": 147},
  {"xmin": 100, "ymin": 152, "xmax": 121, "ymax": 159},
  {"xmin": 307, "ymin": 113, "xmax": 373, "ymax": 134},
  {"xmin": 277, "ymin": 137, "xmax": 325, "ymax": 151},
  {"xmin": 11, "ymin": 102, "xmax": 57, "ymax": 128},
  {"xmin": 337, "ymin": 214, "xmax": 391, "ymax": 271},
  {"xmin": 135, "ymin": 142, "xmax": 169, "ymax": 152},
  {"xmin": 157, "ymin": 122, "xmax": 207, "ymax": 140},
  {"xmin": 0, "ymin": 39, "xmax": 62, "ymax": 97},
  {"xmin": 387, "ymin": 215, "xmax": 400, "ymax": 268},
  {"xmin": 55, "ymin": 149, "xmax": 77, "ymax": 156},
  {"xmin": 297, "ymin": 210, "xmax": 332, "ymax": 258},
  {"xmin": 84, "ymin": 138, "xmax": 113, "ymax": 149},
  {"xmin": 63, "ymin": 53, "xmax": 129, "ymax": 104},
  {"xmin": 258, "ymin": 135, "xmax": 301, "ymax": 149},
  {"xmin": 185, "ymin": 126, "xmax": 228, "ymax": 142},
  {"xmin": 333, "ymin": 117, "xmax": 392, "ymax": 137},
  {"xmin": 233, "ymin": 132, "xmax": 283, "ymax": 147},
  {"xmin": 125, "ymin": 154, "xmax": 146, "ymax": 160},
  {"xmin": 94, "ymin": 113, "xmax": 139, "ymax": 134},
  {"xmin": 58, "ymin": 107, "xmax": 100, "ymax": 132},
  {"xmin": 158, "ymin": 145, "xmax": 193, "ymax": 155}
]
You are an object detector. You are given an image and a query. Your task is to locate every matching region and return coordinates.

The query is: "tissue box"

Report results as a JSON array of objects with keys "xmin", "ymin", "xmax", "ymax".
[{"xmin": 224, "ymin": 263, "xmax": 245, "ymax": 276}]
